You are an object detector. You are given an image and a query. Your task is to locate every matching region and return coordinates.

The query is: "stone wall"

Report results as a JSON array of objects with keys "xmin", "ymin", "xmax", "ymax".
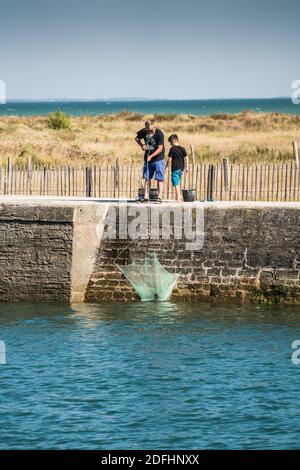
[
  {"xmin": 86, "ymin": 204, "xmax": 300, "ymax": 304},
  {"xmin": 0, "ymin": 204, "xmax": 74, "ymax": 302},
  {"xmin": 0, "ymin": 199, "xmax": 299, "ymax": 304}
]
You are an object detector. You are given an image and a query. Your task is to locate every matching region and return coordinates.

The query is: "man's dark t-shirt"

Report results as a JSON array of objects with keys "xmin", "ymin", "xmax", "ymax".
[
  {"xmin": 168, "ymin": 145, "xmax": 187, "ymax": 171},
  {"xmin": 137, "ymin": 128, "xmax": 165, "ymax": 163}
]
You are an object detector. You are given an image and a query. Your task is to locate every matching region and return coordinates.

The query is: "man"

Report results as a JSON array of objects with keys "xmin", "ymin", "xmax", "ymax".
[{"xmin": 135, "ymin": 119, "xmax": 165, "ymax": 202}]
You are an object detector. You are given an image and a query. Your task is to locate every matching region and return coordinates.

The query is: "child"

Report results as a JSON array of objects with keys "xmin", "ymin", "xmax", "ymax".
[{"xmin": 165, "ymin": 134, "xmax": 189, "ymax": 202}]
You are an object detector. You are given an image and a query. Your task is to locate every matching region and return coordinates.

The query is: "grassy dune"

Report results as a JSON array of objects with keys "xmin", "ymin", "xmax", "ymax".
[{"xmin": 0, "ymin": 110, "xmax": 299, "ymax": 166}]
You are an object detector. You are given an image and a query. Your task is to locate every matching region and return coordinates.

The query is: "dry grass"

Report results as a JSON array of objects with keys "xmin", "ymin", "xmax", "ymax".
[{"xmin": 0, "ymin": 110, "xmax": 299, "ymax": 167}]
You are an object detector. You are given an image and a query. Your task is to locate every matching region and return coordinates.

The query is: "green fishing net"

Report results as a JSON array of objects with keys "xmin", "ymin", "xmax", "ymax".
[{"xmin": 116, "ymin": 252, "xmax": 179, "ymax": 302}]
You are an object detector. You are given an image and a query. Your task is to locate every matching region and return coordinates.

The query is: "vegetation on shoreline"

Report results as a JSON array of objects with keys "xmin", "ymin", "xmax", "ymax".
[
  {"xmin": 46, "ymin": 110, "xmax": 72, "ymax": 130},
  {"xmin": 0, "ymin": 111, "xmax": 299, "ymax": 167}
]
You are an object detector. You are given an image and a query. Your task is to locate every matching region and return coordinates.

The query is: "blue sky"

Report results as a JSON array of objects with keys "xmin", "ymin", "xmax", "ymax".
[{"xmin": 0, "ymin": 0, "xmax": 299, "ymax": 99}]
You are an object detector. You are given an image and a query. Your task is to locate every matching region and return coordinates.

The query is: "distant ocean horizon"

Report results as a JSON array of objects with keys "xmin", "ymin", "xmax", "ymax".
[{"xmin": 0, "ymin": 98, "xmax": 299, "ymax": 117}]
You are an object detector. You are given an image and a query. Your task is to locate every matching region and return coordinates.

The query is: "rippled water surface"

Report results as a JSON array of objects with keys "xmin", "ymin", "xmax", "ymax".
[{"xmin": 0, "ymin": 302, "xmax": 300, "ymax": 449}]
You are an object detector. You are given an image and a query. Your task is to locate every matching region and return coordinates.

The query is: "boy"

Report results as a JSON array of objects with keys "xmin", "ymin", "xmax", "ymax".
[
  {"xmin": 135, "ymin": 119, "xmax": 165, "ymax": 203},
  {"xmin": 165, "ymin": 134, "xmax": 189, "ymax": 202}
]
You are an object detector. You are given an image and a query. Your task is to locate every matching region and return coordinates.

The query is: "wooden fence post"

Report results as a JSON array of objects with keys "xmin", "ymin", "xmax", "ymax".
[
  {"xmin": 223, "ymin": 158, "xmax": 229, "ymax": 192},
  {"xmin": 43, "ymin": 166, "xmax": 47, "ymax": 195},
  {"xmin": 207, "ymin": 164, "xmax": 215, "ymax": 201},
  {"xmin": 190, "ymin": 144, "xmax": 195, "ymax": 165},
  {"xmin": 115, "ymin": 158, "xmax": 120, "ymax": 199},
  {"xmin": 86, "ymin": 166, "xmax": 92, "ymax": 197},
  {"xmin": 28, "ymin": 158, "xmax": 32, "ymax": 195},
  {"xmin": 6, "ymin": 157, "xmax": 11, "ymax": 195},
  {"xmin": 190, "ymin": 144, "xmax": 195, "ymax": 189},
  {"xmin": 293, "ymin": 141, "xmax": 299, "ymax": 169}
]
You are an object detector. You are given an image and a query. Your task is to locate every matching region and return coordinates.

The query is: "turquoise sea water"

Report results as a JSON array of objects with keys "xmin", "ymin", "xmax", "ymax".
[
  {"xmin": 0, "ymin": 98, "xmax": 299, "ymax": 116},
  {"xmin": 0, "ymin": 301, "xmax": 300, "ymax": 450}
]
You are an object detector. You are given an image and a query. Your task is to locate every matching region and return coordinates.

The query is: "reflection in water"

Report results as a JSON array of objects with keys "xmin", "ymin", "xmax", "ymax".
[
  {"xmin": 0, "ymin": 301, "xmax": 300, "ymax": 450},
  {"xmin": 1, "ymin": 302, "xmax": 299, "ymax": 328}
]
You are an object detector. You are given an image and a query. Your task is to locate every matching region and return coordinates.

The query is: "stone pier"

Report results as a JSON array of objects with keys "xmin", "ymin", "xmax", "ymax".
[{"xmin": 0, "ymin": 196, "xmax": 299, "ymax": 304}]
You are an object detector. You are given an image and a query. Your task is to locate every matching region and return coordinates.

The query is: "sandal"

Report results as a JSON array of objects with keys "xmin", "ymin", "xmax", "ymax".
[
  {"xmin": 156, "ymin": 198, "xmax": 162, "ymax": 204},
  {"xmin": 138, "ymin": 198, "xmax": 149, "ymax": 203}
]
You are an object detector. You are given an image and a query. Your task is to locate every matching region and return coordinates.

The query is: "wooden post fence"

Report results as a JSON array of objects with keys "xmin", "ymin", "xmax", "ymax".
[{"xmin": 0, "ymin": 161, "xmax": 299, "ymax": 202}]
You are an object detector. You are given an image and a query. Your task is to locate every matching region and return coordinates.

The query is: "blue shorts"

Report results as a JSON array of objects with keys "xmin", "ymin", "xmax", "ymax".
[
  {"xmin": 143, "ymin": 160, "xmax": 165, "ymax": 181},
  {"xmin": 171, "ymin": 169, "xmax": 183, "ymax": 187}
]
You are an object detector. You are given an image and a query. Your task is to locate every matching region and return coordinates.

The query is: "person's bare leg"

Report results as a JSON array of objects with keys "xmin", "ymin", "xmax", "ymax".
[
  {"xmin": 175, "ymin": 185, "xmax": 182, "ymax": 202},
  {"xmin": 157, "ymin": 180, "xmax": 164, "ymax": 200}
]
